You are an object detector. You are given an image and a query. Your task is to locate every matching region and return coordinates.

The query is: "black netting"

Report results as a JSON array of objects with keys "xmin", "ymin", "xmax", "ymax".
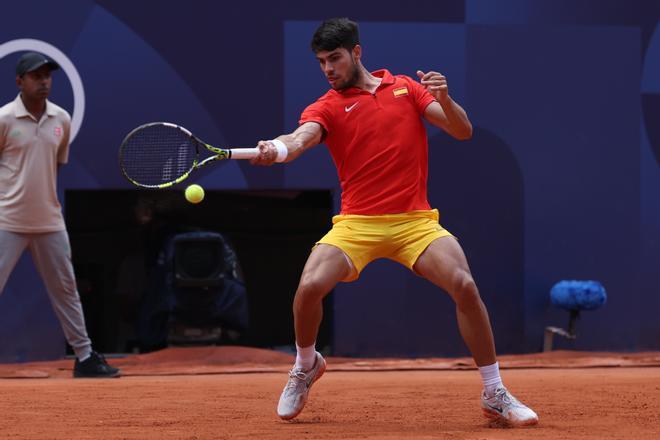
[{"xmin": 120, "ymin": 124, "xmax": 197, "ymax": 187}]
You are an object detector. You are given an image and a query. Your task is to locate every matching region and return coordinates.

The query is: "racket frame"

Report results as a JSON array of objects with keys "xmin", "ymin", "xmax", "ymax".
[{"xmin": 119, "ymin": 122, "xmax": 256, "ymax": 189}]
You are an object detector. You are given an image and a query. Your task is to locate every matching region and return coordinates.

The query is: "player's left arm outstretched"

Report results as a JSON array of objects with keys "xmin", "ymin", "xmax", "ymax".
[
  {"xmin": 250, "ymin": 121, "xmax": 324, "ymax": 166},
  {"xmin": 417, "ymin": 70, "xmax": 473, "ymax": 140}
]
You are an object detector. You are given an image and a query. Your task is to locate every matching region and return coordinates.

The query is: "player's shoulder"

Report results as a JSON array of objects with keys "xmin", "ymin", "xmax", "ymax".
[
  {"xmin": 47, "ymin": 101, "xmax": 71, "ymax": 124},
  {"xmin": 315, "ymin": 89, "xmax": 339, "ymax": 104},
  {"xmin": 305, "ymin": 89, "xmax": 337, "ymax": 111},
  {"xmin": 392, "ymin": 73, "xmax": 418, "ymax": 85}
]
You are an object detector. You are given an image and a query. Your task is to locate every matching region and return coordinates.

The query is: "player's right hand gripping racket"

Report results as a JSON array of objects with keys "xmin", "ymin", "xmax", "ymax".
[{"xmin": 119, "ymin": 122, "xmax": 285, "ymax": 189}]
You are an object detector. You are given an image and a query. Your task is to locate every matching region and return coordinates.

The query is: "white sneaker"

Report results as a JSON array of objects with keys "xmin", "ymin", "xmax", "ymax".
[
  {"xmin": 277, "ymin": 352, "xmax": 326, "ymax": 420},
  {"xmin": 481, "ymin": 387, "xmax": 539, "ymax": 426}
]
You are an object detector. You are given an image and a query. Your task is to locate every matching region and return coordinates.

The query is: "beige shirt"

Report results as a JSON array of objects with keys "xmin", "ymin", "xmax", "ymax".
[{"xmin": 0, "ymin": 94, "xmax": 71, "ymax": 233}]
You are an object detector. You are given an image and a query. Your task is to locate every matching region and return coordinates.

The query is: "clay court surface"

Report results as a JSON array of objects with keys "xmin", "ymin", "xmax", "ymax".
[{"xmin": 1, "ymin": 348, "xmax": 659, "ymax": 439}]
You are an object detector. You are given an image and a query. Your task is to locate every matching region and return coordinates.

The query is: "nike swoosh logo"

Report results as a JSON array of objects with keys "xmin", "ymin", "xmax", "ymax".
[
  {"xmin": 485, "ymin": 403, "xmax": 504, "ymax": 414},
  {"xmin": 345, "ymin": 102, "xmax": 358, "ymax": 112}
]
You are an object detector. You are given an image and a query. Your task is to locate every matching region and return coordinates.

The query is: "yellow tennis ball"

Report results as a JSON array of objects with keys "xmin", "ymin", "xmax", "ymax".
[{"xmin": 185, "ymin": 184, "xmax": 205, "ymax": 204}]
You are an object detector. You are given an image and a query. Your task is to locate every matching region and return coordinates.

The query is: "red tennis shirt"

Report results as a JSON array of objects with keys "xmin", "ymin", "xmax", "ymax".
[{"xmin": 299, "ymin": 69, "xmax": 436, "ymax": 215}]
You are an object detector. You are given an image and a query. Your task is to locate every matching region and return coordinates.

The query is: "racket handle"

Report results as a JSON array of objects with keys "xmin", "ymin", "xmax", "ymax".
[
  {"xmin": 229, "ymin": 148, "xmax": 259, "ymax": 160},
  {"xmin": 229, "ymin": 141, "xmax": 288, "ymax": 162}
]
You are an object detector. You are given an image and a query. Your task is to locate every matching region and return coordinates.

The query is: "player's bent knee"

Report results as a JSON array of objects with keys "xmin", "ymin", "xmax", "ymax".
[
  {"xmin": 295, "ymin": 275, "xmax": 328, "ymax": 305},
  {"xmin": 452, "ymin": 273, "xmax": 481, "ymax": 311}
]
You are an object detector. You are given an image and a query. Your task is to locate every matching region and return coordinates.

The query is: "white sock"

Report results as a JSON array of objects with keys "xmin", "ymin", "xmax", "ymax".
[
  {"xmin": 295, "ymin": 342, "xmax": 316, "ymax": 371},
  {"xmin": 478, "ymin": 362, "xmax": 503, "ymax": 398},
  {"xmin": 75, "ymin": 346, "xmax": 93, "ymax": 362}
]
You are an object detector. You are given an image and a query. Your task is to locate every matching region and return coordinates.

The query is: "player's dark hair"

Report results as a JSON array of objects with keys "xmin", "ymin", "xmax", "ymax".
[{"xmin": 311, "ymin": 18, "xmax": 360, "ymax": 53}]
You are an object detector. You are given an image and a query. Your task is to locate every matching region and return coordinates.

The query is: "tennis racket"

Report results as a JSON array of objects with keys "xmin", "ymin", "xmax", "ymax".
[{"xmin": 119, "ymin": 122, "xmax": 261, "ymax": 189}]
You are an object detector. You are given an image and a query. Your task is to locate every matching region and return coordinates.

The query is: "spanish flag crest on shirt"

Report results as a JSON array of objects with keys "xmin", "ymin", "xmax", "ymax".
[{"xmin": 393, "ymin": 87, "xmax": 409, "ymax": 97}]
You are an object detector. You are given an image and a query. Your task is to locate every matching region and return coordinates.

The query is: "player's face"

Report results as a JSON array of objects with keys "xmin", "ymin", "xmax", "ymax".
[
  {"xmin": 316, "ymin": 47, "xmax": 361, "ymax": 90},
  {"xmin": 16, "ymin": 65, "xmax": 52, "ymax": 100}
]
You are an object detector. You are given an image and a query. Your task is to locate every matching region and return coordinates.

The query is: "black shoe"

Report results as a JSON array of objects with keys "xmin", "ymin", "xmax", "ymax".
[{"xmin": 73, "ymin": 351, "xmax": 121, "ymax": 378}]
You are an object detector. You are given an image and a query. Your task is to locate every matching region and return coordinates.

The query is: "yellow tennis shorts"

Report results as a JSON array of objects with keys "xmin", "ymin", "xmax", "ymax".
[{"xmin": 316, "ymin": 208, "xmax": 453, "ymax": 282}]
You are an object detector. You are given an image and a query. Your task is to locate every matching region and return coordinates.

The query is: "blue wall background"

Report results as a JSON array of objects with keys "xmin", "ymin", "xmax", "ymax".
[{"xmin": 0, "ymin": 0, "xmax": 658, "ymax": 361}]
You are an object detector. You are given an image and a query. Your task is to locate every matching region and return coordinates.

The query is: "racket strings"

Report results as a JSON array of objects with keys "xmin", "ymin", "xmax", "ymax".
[{"xmin": 120, "ymin": 125, "xmax": 197, "ymax": 186}]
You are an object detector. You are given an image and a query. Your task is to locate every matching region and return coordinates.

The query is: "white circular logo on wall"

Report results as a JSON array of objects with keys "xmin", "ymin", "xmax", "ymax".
[{"xmin": 0, "ymin": 38, "xmax": 85, "ymax": 144}]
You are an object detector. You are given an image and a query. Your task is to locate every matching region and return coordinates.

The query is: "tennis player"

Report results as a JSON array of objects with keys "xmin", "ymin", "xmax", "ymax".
[
  {"xmin": 0, "ymin": 52, "xmax": 119, "ymax": 377},
  {"xmin": 251, "ymin": 18, "xmax": 538, "ymax": 426}
]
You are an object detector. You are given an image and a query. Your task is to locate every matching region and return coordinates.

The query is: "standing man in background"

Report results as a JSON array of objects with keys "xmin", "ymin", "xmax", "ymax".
[
  {"xmin": 0, "ymin": 51, "xmax": 119, "ymax": 378},
  {"xmin": 251, "ymin": 18, "xmax": 538, "ymax": 426}
]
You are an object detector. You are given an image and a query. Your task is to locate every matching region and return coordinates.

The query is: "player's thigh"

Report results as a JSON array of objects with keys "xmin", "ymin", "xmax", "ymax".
[
  {"xmin": 297, "ymin": 244, "xmax": 353, "ymax": 295},
  {"xmin": 413, "ymin": 235, "xmax": 473, "ymax": 294}
]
